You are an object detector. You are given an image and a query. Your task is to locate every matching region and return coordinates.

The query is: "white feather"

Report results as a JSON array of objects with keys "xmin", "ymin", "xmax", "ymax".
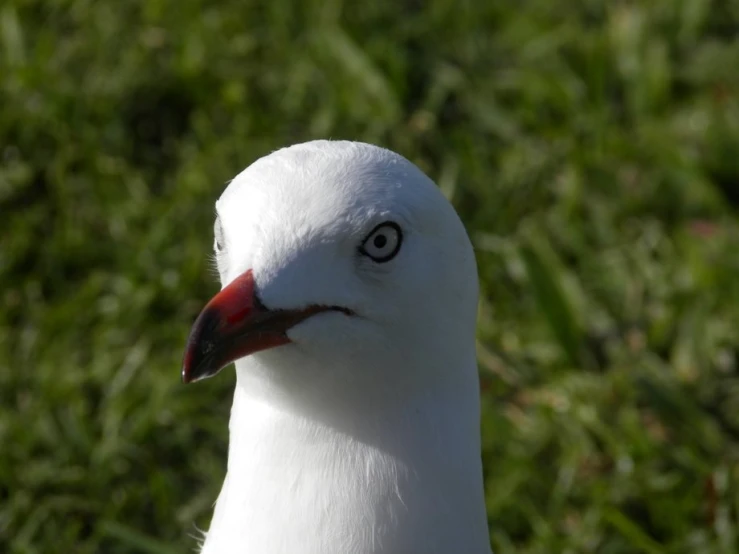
[{"xmin": 197, "ymin": 140, "xmax": 491, "ymax": 554}]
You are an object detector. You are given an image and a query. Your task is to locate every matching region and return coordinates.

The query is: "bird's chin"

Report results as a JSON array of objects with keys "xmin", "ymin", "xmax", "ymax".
[
  {"xmin": 286, "ymin": 311, "xmax": 389, "ymax": 361},
  {"xmin": 286, "ymin": 309, "xmax": 358, "ymax": 345}
]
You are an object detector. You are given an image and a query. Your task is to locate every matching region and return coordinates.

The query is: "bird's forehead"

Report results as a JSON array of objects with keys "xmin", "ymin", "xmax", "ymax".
[{"xmin": 216, "ymin": 143, "xmax": 425, "ymax": 241}]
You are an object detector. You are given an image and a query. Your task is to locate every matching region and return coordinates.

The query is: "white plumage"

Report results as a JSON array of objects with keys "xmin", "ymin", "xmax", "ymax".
[{"xmin": 183, "ymin": 140, "xmax": 492, "ymax": 554}]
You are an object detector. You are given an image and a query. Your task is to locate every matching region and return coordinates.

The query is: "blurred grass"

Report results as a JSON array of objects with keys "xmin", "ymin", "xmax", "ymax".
[{"xmin": 1, "ymin": 0, "xmax": 739, "ymax": 552}]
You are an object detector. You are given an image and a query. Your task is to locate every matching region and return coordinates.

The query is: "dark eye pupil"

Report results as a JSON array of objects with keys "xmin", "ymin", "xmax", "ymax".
[{"xmin": 373, "ymin": 234, "xmax": 387, "ymax": 249}]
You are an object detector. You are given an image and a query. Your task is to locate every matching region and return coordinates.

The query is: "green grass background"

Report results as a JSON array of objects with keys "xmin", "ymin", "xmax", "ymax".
[{"xmin": 2, "ymin": 0, "xmax": 739, "ymax": 552}]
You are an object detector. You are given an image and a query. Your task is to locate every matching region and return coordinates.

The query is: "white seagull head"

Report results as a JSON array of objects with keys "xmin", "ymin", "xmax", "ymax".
[{"xmin": 183, "ymin": 140, "xmax": 479, "ymax": 405}]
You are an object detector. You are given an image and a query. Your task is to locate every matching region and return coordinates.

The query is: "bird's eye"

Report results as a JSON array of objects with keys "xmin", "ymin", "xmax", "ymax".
[
  {"xmin": 360, "ymin": 222, "xmax": 402, "ymax": 263},
  {"xmin": 214, "ymin": 218, "xmax": 225, "ymax": 253}
]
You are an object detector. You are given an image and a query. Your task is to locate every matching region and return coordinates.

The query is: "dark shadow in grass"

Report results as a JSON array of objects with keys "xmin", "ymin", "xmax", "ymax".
[{"xmin": 122, "ymin": 81, "xmax": 196, "ymax": 190}]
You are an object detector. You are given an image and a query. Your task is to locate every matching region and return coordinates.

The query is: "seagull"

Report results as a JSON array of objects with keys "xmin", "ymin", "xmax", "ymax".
[{"xmin": 182, "ymin": 140, "xmax": 492, "ymax": 554}]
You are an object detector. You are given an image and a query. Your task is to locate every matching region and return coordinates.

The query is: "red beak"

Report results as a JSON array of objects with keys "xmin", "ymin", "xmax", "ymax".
[{"xmin": 182, "ymin": 270, "xmax": 350, "ymax": 383}]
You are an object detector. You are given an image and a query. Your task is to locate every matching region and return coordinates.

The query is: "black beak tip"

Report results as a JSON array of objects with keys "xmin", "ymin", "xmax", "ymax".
[
  {"xmin": 181, "ymin": 366, "xmax": 193, "ymax": 384},
  {"xmin": 181, "ymin": 345, "xmax": 207, "ymax": 384},
  {"xmin": 181, "ymin": 350, "xmax": 223, "ymax": 384}
]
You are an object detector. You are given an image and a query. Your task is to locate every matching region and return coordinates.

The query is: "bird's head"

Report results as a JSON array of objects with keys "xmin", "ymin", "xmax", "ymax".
[{"xmin": 182, "ymin": 141, "xmax": 478, "ymax": 394}]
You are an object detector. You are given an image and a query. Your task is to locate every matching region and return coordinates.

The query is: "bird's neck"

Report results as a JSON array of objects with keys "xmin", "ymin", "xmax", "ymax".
[{"xmin": 200, "ymin": 357, "xmax": 491, "ymax": 554}]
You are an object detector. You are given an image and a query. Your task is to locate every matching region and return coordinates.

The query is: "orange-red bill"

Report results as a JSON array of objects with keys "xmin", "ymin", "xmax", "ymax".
[{"xmin": 181, "ymin": 269, "xmax": 351, "ymax": 383}]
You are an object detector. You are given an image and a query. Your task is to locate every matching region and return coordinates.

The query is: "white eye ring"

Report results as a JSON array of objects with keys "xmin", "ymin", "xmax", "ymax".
[{"xmin": 359, "ymin": 222, "xmax": 402, "ymax": 263}]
